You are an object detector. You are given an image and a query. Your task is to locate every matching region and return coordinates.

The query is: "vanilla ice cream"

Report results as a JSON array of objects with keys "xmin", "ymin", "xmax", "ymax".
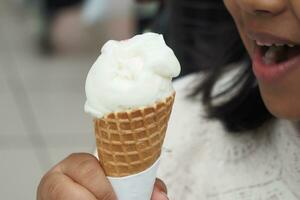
[{"xmin": 85, "ymin": 32, "xmax": 181, "ymax": 118}]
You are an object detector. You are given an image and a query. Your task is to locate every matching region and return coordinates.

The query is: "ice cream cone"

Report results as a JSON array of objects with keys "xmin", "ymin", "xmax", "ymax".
[
  {"xmin": 94, "ymin": 92, "xmax": 175, "ymax": 177},
  {"xmin": 85, "ymin": 33, "xmax": 180, "ymax": 199}
]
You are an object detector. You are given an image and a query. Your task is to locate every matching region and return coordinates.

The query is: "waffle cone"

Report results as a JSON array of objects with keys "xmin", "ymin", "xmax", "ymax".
[{"xmin": 94, "ymin": 93, "xmax": 175, "ymax": 177}]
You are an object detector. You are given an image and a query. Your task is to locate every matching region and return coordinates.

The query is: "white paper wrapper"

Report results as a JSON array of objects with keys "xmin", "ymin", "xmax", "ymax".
[
  {"xmin": 108, "ymin": 158, "xmax": 160, "ymax": 200},
  {"xmin": 94, "ymin": 150, "xmax": 160, "ymax": 200}
]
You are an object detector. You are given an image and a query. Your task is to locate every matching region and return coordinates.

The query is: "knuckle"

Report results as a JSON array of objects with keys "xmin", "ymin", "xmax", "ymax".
[
  {"xmin": 77, "ymin": 156, "xmax": 100, "ymax": 179},
  {"xmin": 47, "ymin": 181, "xmax": 64, "ymax": 199},
  {"xmin": 39, "ymin": 173, "xmax": 66, "ymax": 200}
]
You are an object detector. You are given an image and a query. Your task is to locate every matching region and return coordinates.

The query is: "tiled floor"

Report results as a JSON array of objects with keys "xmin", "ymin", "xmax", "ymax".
[{"xmin": 0, "ymin": 1, "xmax": 97, "ymax": 199}]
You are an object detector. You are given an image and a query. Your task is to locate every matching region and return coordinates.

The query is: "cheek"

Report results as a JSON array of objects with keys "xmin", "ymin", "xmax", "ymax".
[
  {"xmin": 291, "ymin": 0, "xmax": 300, "ymax": 20},
  {"xmin": 223, "ymin": 0, "xmax": 238, "ymax": 18},
  {"xmin": 258, "ymin": 70, "xmax": 300, "ymax": 120},
  {"xmin": 223, "ymin": 0, "xmax": 254, "ymax": 57}
]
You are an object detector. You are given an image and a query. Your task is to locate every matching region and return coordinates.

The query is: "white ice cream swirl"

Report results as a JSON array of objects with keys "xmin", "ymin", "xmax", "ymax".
[{"xmin": 85, "ymin": 33, "xmax": 181, "ymax": 118}]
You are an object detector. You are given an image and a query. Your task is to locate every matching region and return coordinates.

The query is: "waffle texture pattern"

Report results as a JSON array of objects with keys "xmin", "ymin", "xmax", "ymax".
[{"xmin": 94, "ymin": 93, "xmax": 175, "ymax": 177}]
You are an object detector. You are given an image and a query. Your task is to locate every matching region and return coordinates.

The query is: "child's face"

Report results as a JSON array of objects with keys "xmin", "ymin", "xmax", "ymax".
[{"xmin": 224, "ymin": 0, "xmax": 300, "ymax": 120}]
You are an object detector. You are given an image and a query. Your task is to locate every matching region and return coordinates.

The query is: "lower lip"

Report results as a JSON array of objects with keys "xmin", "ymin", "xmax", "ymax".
[{"xmin": 252, "ymin": 45, "xmax": 300, "ymax": 83}]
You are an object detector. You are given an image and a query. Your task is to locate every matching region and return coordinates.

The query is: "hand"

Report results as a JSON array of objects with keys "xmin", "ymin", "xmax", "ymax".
[{"xmin": 37, "ymin": 153, "xmax": 169, "ymax": 200}]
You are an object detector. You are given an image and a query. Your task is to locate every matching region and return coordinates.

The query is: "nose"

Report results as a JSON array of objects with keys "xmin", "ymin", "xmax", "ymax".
[{"xmin": 238, "ymin": 0, "xmax": 286, "ymax": 16}]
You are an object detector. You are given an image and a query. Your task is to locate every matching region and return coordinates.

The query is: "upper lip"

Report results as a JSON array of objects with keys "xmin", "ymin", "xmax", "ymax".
[{"xmin": 247, "ymin": 31, "xmax": 298, "ymax": 46}]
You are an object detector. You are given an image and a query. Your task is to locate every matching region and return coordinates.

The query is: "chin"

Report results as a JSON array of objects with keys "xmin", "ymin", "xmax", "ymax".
[
  {"xmin": 270, "ymin": 109, "xmax": 300, "ymax": 121},
  {"xmin": 261, "ymin": 95, "xmax": 300, "ymax": 121}
]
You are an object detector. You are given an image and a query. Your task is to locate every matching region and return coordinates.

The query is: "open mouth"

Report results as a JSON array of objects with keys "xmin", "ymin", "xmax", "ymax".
[
  {"xmin": 259, "ymin": 44, "xmax": 300, "ymax": 65},
  {"xmin": 253, "ymin": 41, "xmax": 300, "ymax": 82},
  {"xmin": 249, "ymin": 31, "xmax": 300, "ymax": 82}
]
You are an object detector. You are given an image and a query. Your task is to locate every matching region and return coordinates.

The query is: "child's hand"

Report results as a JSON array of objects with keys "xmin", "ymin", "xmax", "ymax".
[{"xmin": 37, "ymin": 153, "xmax": 168, "ymax": 200}]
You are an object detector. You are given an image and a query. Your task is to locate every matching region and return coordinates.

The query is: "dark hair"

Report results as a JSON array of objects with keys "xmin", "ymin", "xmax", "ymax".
[{"xmin": 168, "ymin": 0, "xmax": 274, "ymax": 132}]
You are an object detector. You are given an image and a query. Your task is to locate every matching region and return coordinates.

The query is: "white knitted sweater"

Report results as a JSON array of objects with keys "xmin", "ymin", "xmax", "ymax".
[{"xmin": 158, "ymin": 74, "xmax": 300, "ymax": 200}]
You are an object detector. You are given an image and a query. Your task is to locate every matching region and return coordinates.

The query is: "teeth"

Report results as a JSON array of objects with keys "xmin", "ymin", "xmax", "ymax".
[
  {"xmin": 256, "ymin": 41, "xmax": 263, "ymax": 46},
  {"xmin": 256, "ymin": 40, "xmax": 296, "ymax": 48},
  {"xmin": 256, "ymin": 41, "xmax": 272, "ymax": 46}
]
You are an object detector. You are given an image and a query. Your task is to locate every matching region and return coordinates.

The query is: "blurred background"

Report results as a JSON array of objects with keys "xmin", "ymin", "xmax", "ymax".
[{"xmin": 0, "ymin": 0, "xmax": 166, "ymax": 198}]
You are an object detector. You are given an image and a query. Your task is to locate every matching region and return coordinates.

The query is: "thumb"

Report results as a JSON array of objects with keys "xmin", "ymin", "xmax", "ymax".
[{"xmin": 151, "ymin": 178, "xmax": 169, "ymax": 200}]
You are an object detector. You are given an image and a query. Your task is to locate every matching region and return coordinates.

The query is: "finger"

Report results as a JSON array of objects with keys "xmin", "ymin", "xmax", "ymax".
[
  {"xmin": 151, "ymin": 185, "xmax": 169, "ymax": 200},
  {"xmin": 154, "ymin": 178, "xmax": 168, "ymax": 194},
  {"xmin": 151, "ymin": 178, "xmax": 169, "ymax": 200},
  {"xmin": 55, "ymin": 153, "xmax": 117, "ymax": 200},
  {"xmin": 38, "ymin": 172, "xmax": 97, "ymax": 200}
]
